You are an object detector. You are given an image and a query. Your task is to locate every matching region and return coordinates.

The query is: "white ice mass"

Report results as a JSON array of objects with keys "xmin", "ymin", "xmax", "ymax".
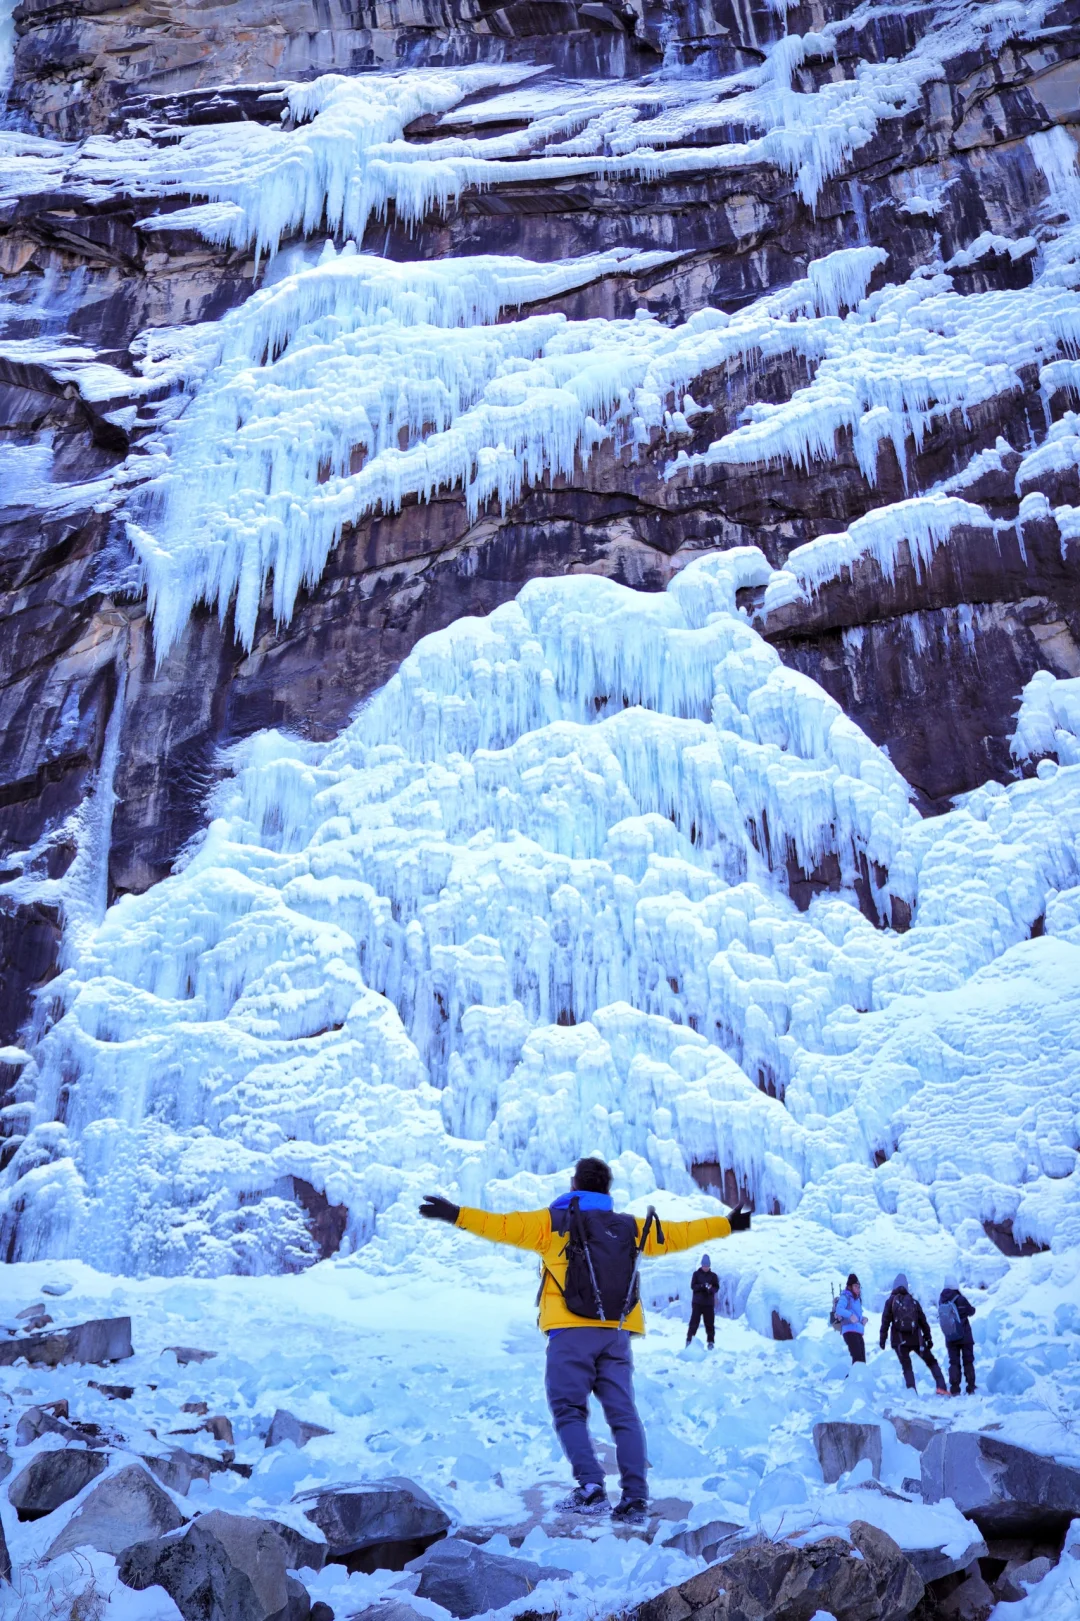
[{"xmin": 3, "ymin": 0, "xmax": 1080, "ymax": 1614}]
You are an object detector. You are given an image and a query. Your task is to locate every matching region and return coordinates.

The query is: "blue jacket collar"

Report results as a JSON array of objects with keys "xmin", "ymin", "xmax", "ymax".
[{"xmin": 550, "ymin": 1190, "xmax": 613, "ymax": 1212}]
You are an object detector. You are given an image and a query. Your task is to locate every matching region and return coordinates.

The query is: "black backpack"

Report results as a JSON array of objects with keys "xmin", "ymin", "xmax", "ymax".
[
  {"xmin": 549, "ymin": 1199, "xmax": 663, "ymax": 1324},
  {"xmin": 891, "ymin": 1290, "xmax": 921, "ymax": 1343}
]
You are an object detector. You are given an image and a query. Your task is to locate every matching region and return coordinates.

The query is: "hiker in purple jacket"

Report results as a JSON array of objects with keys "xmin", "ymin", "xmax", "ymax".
[{"xmin": 880, "ymin": 1273, "xmax": 948, "ymax": 1395}]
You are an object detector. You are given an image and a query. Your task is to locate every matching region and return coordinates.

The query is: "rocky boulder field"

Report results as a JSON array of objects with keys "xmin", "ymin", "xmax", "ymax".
[{"xmin": 1, "ymin": 1261, "xmax": 1079, "ymax": 1620}]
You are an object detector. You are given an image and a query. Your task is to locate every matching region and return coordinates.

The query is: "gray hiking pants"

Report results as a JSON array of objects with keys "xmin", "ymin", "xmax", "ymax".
[{"xmin": 544, "ymin": 1327, "xmax": 647, "ymax": 1500}]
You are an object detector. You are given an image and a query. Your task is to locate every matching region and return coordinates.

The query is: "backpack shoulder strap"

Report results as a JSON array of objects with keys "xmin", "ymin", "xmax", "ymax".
[{"xmin": 617, "ymin": 1205, "xmax": 661, "ymax": 1327}]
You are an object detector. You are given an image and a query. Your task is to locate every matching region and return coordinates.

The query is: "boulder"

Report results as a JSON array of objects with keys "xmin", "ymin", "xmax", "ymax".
[
  {"xmin": 7, "ymin": 1448, "xmax": 109, "ymax": 1520},
  {"xmin": 813, "ymin": 1421, "xmax": 883, "ymax": 1485},
  {"xmin": 635, "ymin": 1524, "xmax": 924, "ymax": 1621},
  {"xmin": 267, "ymin": 1409, "xmax": 333, "ymax": 1450},
  {"xmin": 144, "ymin": 1447, "xmax": 234, "ymax": 1495},
  {"xmin": 850, "ymin": 1522, "xmax": 927, "ymax": 1621},
  {"xmin": 921, "ymin": 1430, "xmax": 1080, "ymax": 1534},
  {"xmin": 119, "ymin": 1509, "xmax": 311, "ymax": 1621},
  {"xmin": 407, "ymin": 1536, "xmax": 570, "ymax": 1619},
  {"xmin": 348, "ymin": 1603, "xmax": 426, "ymax": 1621},
  {"xmin": 995, "ymin": 1553, "xmax": 1054, "ymax": 1601},
  {"xmin": 45, "ymin": 1463, "xmax": 187, "ymax": 1560},
  {"xmin": 295, "ymin": 1477, "xmax": 450, "ymax": 1569},
  {"xmin": 938, "ymin": 1568, "xmax": 995, "ymax": 1621},
  {"xmin": 265, "ymin": 1519, "xmax": 328, "ymax": 1574},
  {"xmin": 885, "ymin": 1413, "xmax": 948, "ymax": 1453},
  {"xmin": 902, "ymin": 1526, "xmax": 988, "ymax": 1585},
  {"xmin": 0, "ymin": 1443, "xmax": 11, "ymax": 1483},
  {"xmin": 0, "ymin": 1317, "xmax": 133, "ymax": 1367},
  {"xmin": 164, "ymin": 1346, "xmax": 216, "ymax": 1365},
  {"xmin": 16, "ymin": 1402, "xmax": 105, "ymax": 1448},
  {"xmin": 663, "ymin": 1520, "xmax": 742, "ymax": 1562},
  {"xmin": 89, "ymin": 1381, "xmax": 135, "ymax": 1400},
  {"xmin": 0, "ymin": 1510, "xmax": 9, "ymax": 1583}
]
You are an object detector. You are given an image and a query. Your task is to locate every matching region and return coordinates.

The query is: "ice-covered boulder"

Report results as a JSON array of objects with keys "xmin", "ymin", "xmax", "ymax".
[
  {"xmin": 266, "ymin": 1409, "xmax": 333, "ymax": 1450},
  {"xmin": 348, "ymin": 1603, "xmax": 427, "ymax": 1621},
  {"xmin": 295, "ymin": 1477, "xmax": 450, "ymax": 1566},
  {"xmin": 813, "ymin": 1421, "xmax": 882, "ymax": 1485},
  {"xmin": 920, "ymin": 1431, "xmax": 1080, "ymax": 1534},
  {"xmin": 663, "ymin": 1519, "xmax": 742, "ymax": 1561},
  {"xmin": 44, "ymin": 1462, "xmax": 186, "ymax": 1560},
  {"xmin": 118, "ymin": 1509, "xmax": 312, "ymax": 1621},
  {"xmin": 885, "ymin": 1414, "xmax": 949, "ymax": 1454},
  {"xmin": 637, "ymin": 1522, "xmax": 923, "ymax": 1621},
  {"xmin": 0, "ymin": 1442, "xmax": 11, "ymax": 1482},
  {"xmin": 0, "ymin": 1317, "xmax": 132, "ymax": 1367},
  {"xmin": 142, "ymin": 1445, "xmax": 234, "ymax": 1495},
  {"xmin": 7, "ymin": 1448, "xmax": 109, "ymax": 1520},
  {"xmin": 407, "ymin": 1536, "xmax": 571, "ymax": 1619}
]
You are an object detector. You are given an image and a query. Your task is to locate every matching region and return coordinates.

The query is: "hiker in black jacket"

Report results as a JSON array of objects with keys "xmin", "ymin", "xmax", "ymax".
[
  {"xmin": 939, "ymin": 1275, "xmax": 977, "ymax": 1395},
  {"xmin": 879, "ymin": 1273, "xmax": 948, "ymax": 1394},
  {"xmin": 686, "ymin": 1254, "xmax": 720, "ymax": 1348}
]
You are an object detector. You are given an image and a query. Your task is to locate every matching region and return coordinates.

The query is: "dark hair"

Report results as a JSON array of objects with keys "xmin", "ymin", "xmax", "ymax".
[
  {"xmin": 846, "ymin": 1273, "xmax": 860, "ymax": 1288},
  {"xmin": 573, "ymin": 1157, "xmax": 612, "ymax": 1194}
]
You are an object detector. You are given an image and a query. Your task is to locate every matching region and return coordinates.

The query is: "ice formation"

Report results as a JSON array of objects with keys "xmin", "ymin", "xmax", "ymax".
[
  {"xmin": 2, "ymin": 0, "xmax": 1079, "ymax": 1378},
  {"xmin": 4, "ymin": 550, "xmax": 1078, "ymax": 1346},
  {"xmin": 6, "ymin": 0, "xmax": 1078, "ymax": 657}
]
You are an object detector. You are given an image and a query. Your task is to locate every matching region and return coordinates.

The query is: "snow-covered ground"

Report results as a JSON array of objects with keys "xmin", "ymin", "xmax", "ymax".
[{"xmin": 2, "ymin": 1244, "xmax": 1080, "ymax": 1621}]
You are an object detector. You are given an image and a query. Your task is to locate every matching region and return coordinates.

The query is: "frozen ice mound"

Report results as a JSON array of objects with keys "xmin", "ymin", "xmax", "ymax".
[{"xmin": 2, "ymin": 548, "xmax": 1077, "ymax": 1314}]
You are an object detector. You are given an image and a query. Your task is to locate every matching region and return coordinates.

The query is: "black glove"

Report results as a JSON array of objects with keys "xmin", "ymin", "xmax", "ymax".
[
  {"xmin": 727, "ymin": 1204, "xmax": 751, "ymax": 1232},
  {"xmin": 420, "ymin": 1194, "xmax": 460, "ymax": 1224}
]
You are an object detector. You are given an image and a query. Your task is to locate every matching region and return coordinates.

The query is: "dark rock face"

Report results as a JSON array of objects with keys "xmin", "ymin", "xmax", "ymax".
[
  {"xmin": 118, "ymin": 1509, "xmax": 313, "ymax": 1621},
  {"xmin": 7, "ymin": 1446, "xmax": 109, "ymax": 1520},
  {"xmin": 44, "ymin": 1462, "xmax": 187, "ymax": 1560},
  {"xmin": 813, "ymin": 1420, "xmax": 882, "ymax": 1485},
  {"xmin": 920, "ymin": 1430, "xmax": 1080, "ymax": 1537},
  {"xmin": 635, "ymin": 1521, "xmax": 924, "ymax": 1621},
  {"xmin": 0, "ymin": 1315, "xmax": 133, "ymax": 1367},
  {"xmin": 407, "ymin": 1535, "xmax": 571, "ymax": 1619},
  {"xmin": 0, "ymin": 1508, "xmax": 10, "ymax": 1584},
  {"xmin": 294, "ymin": 1477, "xmax": 451, "ymax": 1569}
]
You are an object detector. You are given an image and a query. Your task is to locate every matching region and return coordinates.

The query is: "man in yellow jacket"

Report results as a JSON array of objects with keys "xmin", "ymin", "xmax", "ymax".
[{"xmin": 420, "ymin": 1155, "xmax": 749, "ymax": 1524}]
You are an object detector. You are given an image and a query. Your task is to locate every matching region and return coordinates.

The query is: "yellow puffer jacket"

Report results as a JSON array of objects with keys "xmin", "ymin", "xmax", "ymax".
[{"xmin": 455, "ymin": 1205, "xmax": 733, "ymax": 1333}]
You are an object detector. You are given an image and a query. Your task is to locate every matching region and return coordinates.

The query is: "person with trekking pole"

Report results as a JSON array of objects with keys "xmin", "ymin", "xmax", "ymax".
[{"xmin": 420, "ymin": 1156, "xmax": 750, "ymax": 1524}]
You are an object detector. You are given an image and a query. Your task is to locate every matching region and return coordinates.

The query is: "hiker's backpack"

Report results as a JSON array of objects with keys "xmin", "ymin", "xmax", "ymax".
[
  {"xmin": 938, "ymin": 1296, "xmax": 963, "ymax": 1342},
  {"xmin": 891, "ymin": 1290, "xmax": 921, "ymax": 1343},
  {"xmin": 550, "ymin": 1199, "xmax": 663, "ymax": 1324},
  {"xmin": 829, "ymin": 1286, "xmax": 842, "ymax": 1331}
]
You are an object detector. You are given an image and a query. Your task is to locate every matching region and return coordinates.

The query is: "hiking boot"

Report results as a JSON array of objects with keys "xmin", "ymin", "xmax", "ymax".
[
  {"xmin": 612, "ymin": 1497, "xmax": 649, "ymax": 1525},
  {"xmin": 935, "ymin": 1386, "xmax": 949, "ymax": 1396},
  {"xmin": 557, "ymin": 1485, "xmax": 608, "ymax": 1515}
]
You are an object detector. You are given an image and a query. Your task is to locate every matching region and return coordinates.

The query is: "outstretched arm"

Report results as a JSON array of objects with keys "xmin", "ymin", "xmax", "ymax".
[
  {"xmin": 879, "ymin": 1297, "xmax": 893, "ymax": 1349},
  {"xmin": 454, "ymin": 1206, "xmax": 553, "ymax": 1254},
  {"xmin": 641, "ymin": 1213, "xmax": 732, "ymax": 1256}
]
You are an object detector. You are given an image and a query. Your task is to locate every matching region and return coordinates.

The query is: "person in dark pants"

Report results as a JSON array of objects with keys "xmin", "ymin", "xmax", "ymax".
[
  {"xmin": 939, "ymin": 1275, "xmax": 977, "ymax": 1395},
  {"xmin": 880, "ymin": 1273, "xmax": 948, "ymax": 1394},
  {"xmin": 420, "ymin": 1157, "xmax": 749, "ymax": 1524},
  {"xmin": 835, "ymin": 1273, "xmax": 867, "ymax": 1363},
  {"xmin": 686, "ymin": 1254, "xmax": 720, "ymax": 1347}
]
